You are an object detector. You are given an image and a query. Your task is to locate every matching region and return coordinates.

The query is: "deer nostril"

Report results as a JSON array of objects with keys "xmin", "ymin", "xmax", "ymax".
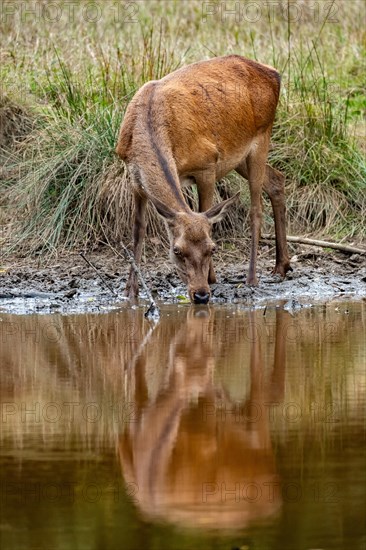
[{"xmin": 193, "ymin": 292, "xmax": 210, "ymax": 305}]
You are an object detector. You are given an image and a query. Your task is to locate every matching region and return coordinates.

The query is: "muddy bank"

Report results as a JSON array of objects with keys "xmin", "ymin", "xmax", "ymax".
[{"xmin": 0, "ymin": 245, "xmax": 365, "ymax": 314}]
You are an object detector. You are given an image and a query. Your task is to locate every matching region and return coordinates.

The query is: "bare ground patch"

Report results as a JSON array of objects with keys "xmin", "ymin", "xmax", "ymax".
[{"xmin": 0, "ymin": 242, "xmax": 365, "ymax": 314}]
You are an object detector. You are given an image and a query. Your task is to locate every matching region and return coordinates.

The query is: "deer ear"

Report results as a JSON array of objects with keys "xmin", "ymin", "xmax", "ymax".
[
  {"xmin": 205, "ymin": 192, "xmax": 240, "ymax": 223},
  {"xmin": 149, "ymin": 196, "xmax": 176, "ymax": 220}
]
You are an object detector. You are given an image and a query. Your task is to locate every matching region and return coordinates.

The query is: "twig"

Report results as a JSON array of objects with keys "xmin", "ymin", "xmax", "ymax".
[
  {"xmin": 120, "ymin": 242, "xmax": 160, "ymax": 319},
  {"xmin": 99, "ymin": 240, "xmax": 160, "ymax": 319},
  {"xmin": 261, "ymin": 235, "xmax": 366, "ymax": 255},
  {"xmin": 79, "ymin": 252, "xmax": 118, "ymax": 297}
]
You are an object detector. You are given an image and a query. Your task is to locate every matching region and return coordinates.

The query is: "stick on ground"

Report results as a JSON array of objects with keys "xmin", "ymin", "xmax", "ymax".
[
  {"xmin": 261, "ymin": 235, "xmax": 366, "ymax": 255},
  {"xmin": 79, "ymin": 252, "xmax": 118, "ymax": 297},
  {"xmin": 99, "ymin": 240, "xmax": 160, "ymax": 319}
]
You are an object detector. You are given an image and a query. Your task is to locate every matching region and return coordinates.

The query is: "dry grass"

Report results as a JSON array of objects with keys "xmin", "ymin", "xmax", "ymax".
[
  {"xmin": 0, "ymin": 96, "xmax": 33, "ymax": 151},
  {"xmin": 1, "ymin": 0, "xmax": 365, "ymax": 256}
]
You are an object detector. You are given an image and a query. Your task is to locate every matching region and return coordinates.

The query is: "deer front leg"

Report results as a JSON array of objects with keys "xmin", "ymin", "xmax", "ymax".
[
  {"xmin": 263, "ymin": 166, "xmax": 292, "ymax": 278},
  {"xmin": 196, "ymin": 171, "xmax": 216, "ymax": 284},
  {"xmin": 125, "ymin": 190, "xmax": 147, "ymax": 299}
]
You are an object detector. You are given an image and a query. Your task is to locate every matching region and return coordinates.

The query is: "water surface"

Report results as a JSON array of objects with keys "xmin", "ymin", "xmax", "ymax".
[{"xmin": 1, "ymin": 302, "xmax": 365, "ymax": 550}]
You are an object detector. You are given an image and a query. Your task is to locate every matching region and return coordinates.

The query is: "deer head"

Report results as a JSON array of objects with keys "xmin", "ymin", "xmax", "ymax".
[{"xmin": 150, "ymin": 192, "xmax": 240, "ymax": 304}]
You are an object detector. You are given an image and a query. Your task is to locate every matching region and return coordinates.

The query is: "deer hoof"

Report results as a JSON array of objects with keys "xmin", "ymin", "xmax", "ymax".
[
  {"xmin": 125, "ymin": 277, "xmax": 139, "ymax": 299},
  {"xmin": 125, "ymin": 289, "xmax": 139, "ymax": 301},
  {"xmin": 272, "ymin": 262, "xmax": 293, "ymax": 279}
]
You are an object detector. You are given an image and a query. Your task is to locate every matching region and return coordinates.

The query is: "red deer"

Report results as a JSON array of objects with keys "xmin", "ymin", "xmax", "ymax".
[{"xmin": 116, "ymin": 55, "xmax": 292, "ymax": 304}]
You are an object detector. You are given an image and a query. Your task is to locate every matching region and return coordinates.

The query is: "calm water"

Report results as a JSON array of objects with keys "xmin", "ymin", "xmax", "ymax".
[{"xmin": 0, "ymin": 302, "xmax": 365, "ymax": 550}]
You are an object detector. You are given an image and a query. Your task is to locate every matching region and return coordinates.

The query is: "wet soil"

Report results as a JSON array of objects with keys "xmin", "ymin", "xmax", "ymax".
[{"xmin": 0, "ymin": 244, "xmax": 365, "ymax": 314}]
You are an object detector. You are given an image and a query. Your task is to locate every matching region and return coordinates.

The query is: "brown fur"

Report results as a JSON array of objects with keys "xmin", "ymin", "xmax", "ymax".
[{"xmin": 116, "ymin": 55, "xmax": 291, "ymax": 302}]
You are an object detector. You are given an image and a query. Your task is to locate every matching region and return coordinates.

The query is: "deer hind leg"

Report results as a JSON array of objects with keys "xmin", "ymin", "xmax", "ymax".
[
  {"xmin": 263, "ymin": 166, "xmax": 292, "ymax": 278},
  {"xmin": 196, "ymin": 170, "xmax": 217, "ymax": 284},
  {"xmin": 236, "ymin": 159, "xmax": 292, "ymax": 282},
  {"xmin": 125, "ymin": 190, "xmax": 147, "ymax": 299}
]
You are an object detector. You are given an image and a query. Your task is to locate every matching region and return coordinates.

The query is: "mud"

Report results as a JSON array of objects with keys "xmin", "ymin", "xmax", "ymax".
[{"xmin": 0, "ymin": 246, "xmax": 365, "ymax": 314}]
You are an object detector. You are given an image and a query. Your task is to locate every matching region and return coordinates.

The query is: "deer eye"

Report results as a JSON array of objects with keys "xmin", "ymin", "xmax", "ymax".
[{"xmin": 173, "ymin": 246, "xmax": 182, "ymax": 256}]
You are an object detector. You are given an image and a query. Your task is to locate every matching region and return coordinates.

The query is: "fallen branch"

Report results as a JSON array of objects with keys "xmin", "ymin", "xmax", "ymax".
[
  {"xmin": 79, "ymin": 252, "xmax": 118, "ymax": 297},
  {"xmin": 120, "ymin": 242, "xmax": 160, "ymax": 319},
  {"xmin": 261, "ymin": 235, "xmax": 366, "ymax": 255},
  {"xmin": 99, "ymin": 240, "xmax": 160, "ymax": 320}
]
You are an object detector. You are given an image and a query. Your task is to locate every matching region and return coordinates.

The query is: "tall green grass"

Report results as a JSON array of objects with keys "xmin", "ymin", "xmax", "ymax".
[
  {"xmin": 271, "ymin": 45, "xmax": 366, "ymax": 238},
  {"xmin": 1, "ymin": 0, "xmax": 365, "ymax": 255}
]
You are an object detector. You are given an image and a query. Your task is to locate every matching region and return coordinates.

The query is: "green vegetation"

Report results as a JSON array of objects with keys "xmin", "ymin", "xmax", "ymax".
[{"xmin": 0, "ymin": 0, "xmax": 365, "ymax": 255}]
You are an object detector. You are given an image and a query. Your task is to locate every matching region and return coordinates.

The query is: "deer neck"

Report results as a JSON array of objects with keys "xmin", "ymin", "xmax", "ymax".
[{"xmin": 134, "ymin": 85, "xmax": 190, "ymax": 214}]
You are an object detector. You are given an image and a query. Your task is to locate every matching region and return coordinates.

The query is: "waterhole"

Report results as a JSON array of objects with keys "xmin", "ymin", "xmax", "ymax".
[{"xmin": 0, "ymin": 302, "xmax": 365, "ymax": 550}]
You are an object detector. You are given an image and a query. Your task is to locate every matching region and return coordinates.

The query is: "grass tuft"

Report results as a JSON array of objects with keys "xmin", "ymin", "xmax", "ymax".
[{"xmin": 1, "ymin": 0, "xmax": 365, "ymax": 256}]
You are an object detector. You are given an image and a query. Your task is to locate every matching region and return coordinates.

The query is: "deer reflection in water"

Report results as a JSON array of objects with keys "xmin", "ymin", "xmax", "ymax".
[{"xmin": 119, "ymin": 308, "xmax": 287, "ymax": 530}]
